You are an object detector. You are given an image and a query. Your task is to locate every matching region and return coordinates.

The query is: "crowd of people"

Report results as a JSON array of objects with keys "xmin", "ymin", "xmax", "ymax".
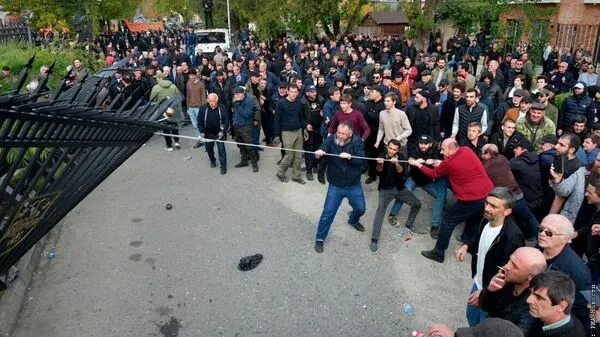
[{"xmin": 15, "ymin": 27, "xmax": 600, "ymax": 337}]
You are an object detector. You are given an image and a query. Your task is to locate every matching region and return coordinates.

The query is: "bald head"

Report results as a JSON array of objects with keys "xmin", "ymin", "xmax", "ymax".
[
  {"xmin": 504, "ymin": 247, "xmax": 547, "ymax": 284},
  {"xmin": 440, "ymin": 138, "xmax": 459, "ymax": 158}
]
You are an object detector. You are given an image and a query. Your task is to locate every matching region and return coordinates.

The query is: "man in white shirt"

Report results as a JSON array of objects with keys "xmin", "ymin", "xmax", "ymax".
[{"xmin": 456, "ymin": 187, "xmax": 525, "ymax": 326}]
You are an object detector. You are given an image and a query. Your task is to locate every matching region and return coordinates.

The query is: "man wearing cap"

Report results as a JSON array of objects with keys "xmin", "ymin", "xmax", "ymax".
[
  {"xmin": 510, "ymin": 140, "xmax": 543, "ymax": 216},
  {"xmin": 516, "ymin": 102, "xmax": 556, "ymax": 151},
  {"xmin": 409, "ymin": 138, "xmax": 493, "ymax": 263},
  {"xmin": 431, "ymin": 58, "xmax": 453, "ymax": 88},
  {"xmin": 232, "ymin": 86, "xmax": 260, "ymax": 172},
  {"xmin": 495, "ymin": 89, "xmax": 524, "ymax": 128},
  {"xmin": 420, "ymin": 69, "xmax": 439, "ymax": 103},
  {"xmin": 302, "ymin": 85, "xmax": 324, "ymax": 181},
  {"xmin": 407, "ymin": 89, "xmax": 440, "ymax": 147},
  {"xmin": 537, "ymin": 214, "xmax": 591, "ymax": 332},
  {"xmin": 526, "ymin": 270, "xmax": 586, "ymax": 337},
  {"xmin": 503, "ymin": 94, "xmax": 533, "ymax": 124},
  {"xmin": 436, "ymin": 79, "xmax": 450, "ymax": 114},
  {"xmin": 533, "ymin": 88, "xmax": 558, "ymax": 126},
  {"xmin": 558, "ymin": 82, "xmax": 595, "ymax": 136},
  {"xmin": 389, "ymin": 134, "xmax": 448, "ymax": 238},
  {"xmin": 428, "ymin": 318, "xmax": 525, "ymax": 337}
]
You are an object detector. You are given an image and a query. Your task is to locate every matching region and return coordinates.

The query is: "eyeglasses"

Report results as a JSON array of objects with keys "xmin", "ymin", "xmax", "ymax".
[
  {"xmin": 538, "ymin": 227, "xmax": 568, "ymax": 238},
  {"xmin": 373, "ymin": 76, "xmax": 380, "ymax": 79}
]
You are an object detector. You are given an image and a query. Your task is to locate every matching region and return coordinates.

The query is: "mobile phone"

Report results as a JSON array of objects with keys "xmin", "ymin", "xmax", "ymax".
[{"xmin": 553, "ymin": 154, "xmax": 565, "ymax": 174}]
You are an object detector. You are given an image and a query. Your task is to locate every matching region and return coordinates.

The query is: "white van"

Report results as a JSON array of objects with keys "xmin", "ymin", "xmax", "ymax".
[{"xmin": 193, "ymin": 28, "xmax": 232, "ymax": 58}]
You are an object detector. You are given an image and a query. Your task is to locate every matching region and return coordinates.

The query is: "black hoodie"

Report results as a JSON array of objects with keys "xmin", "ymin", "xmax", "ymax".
[{"xmin": 510, "ymin": 151, "xmax": 543, "ymax": 203}]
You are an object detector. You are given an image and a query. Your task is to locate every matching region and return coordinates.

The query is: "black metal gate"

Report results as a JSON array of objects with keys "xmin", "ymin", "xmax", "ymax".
[
  {"xmin": 555, "ymin": 24, "xmax": 600, "ymax": 62},
  {"xmin": 0, "ymin": 57, "xmax": 175, "ymax": 286}
]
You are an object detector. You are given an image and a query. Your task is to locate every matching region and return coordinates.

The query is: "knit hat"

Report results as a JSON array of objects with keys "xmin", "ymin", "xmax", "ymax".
[{"xmin": 456, "ymin": 318, "xmax": 524, "ymax": 337}]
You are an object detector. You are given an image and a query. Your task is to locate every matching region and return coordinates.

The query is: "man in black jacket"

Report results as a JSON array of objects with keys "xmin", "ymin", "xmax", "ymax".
[
  {"xmin": 478, "ymin": 247, "xmax": 547, "ymax": 336},
  {"xmin": 455, "ymin": 187, "xmax": 525, "ymax": 327},
  {"xmin": 302, "ymin": 85, "xmax": 324, "ymax": 181},
  {"xmin": 364, "ymin": 87, "xmax": 385, "ymax": 184},
  {"xmin": 572, "ymin": 178, "xmax": 600, "ymax": 285},
  {"xmin": 198, "ymin": 94, "xmax": 229, "ymax": 174},
  {"xmin": 489, "ymin": 119, "xmax": 526, "ymax": 160},
  {"xmin": 369, "ymin": 139, "xmax": 421, "ymax": 253},
  {"xmin": 440, "ymin": 83, "xmax": 465, "ymax": 139}
]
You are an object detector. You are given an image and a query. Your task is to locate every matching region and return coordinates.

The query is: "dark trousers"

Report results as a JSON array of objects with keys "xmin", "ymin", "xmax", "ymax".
[
  {"xmin": 205, "ymin": 137, "xmax": 227, "ymax": 168},
  {"xmin": 234, "ymin": 124, "xmax": 258, "ymax": 164},
  {"xmin": 434, "ymin": 198, "xmax": 486, "ymax": 254},
  {"xmin": 366, "ymin": 141, "xmax": 379, "ymax": 178},
  {"xmin": 261, "ymin": 110, "xmax": 273, "ymax": 144},
  {"xmin": 204, "ymin": 11, "xmax": 213, "ymax": 28},
  {"xmin": 372, "ymin": 188, "xmax": 421, "ymax": 241},
  {"xmin": 304, "ymin": 131, "xmax": 322, "ymax": 172},
  {"xmin": 163, "ymin": 121, "xmax": 180, "ymax": 147}
]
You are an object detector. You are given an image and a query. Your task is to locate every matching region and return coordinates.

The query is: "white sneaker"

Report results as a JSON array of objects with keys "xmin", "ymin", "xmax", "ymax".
[
  {"xmin": 164, "ymin": 147, "xmax": 173, "ymax": 152},
  {"xmin": 174, "ymin": 142, "xmax": 181, "ymax": 149}
]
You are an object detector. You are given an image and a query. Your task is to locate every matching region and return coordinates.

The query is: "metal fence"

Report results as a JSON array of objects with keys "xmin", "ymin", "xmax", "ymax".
[
  {"xmin": 0, "ymin": 57, "xmax": 175, "ymax": 288},
  {"xmin": 555, "ymin": 24, "xmax": 599, "ymax": 63},
  {"xmin": 0, "ymin": 24, "xmax": 30, "ymax": 42}
]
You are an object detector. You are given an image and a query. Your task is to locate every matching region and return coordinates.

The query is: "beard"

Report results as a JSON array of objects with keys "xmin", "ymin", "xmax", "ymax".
[{"xmin": 334, "ymin": 135, "xmax": 351, "ymax": 147}]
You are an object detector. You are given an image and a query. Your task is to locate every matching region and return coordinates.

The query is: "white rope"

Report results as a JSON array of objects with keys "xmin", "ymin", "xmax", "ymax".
[{"xmin": 153, "ymin": 132, "xmax": 409, "ymax": 163}]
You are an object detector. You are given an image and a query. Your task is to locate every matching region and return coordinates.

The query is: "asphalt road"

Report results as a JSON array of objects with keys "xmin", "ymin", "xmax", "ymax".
[{"xmin": 11, "ymin": 126, "xmax": 471, "ymax": 337}]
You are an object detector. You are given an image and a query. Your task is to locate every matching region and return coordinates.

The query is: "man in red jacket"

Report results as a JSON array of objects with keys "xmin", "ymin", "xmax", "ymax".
[{"xmin": 408, "ymin": 138, "xmax": 494, "ymax": 263}]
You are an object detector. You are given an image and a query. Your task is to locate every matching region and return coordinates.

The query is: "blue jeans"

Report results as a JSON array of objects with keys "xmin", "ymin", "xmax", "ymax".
[
  {"xmin": 466, "ymin": 283, "xmax": 488, "ymax": 327},
  {"xmin": 186, "ymin": 44, "xmax": 196, "ymax": 57},
  {"xmin": 391, "ymin": 177, "xmax": 448, "ymax": 227},
  {"xmin": 434, "ymin": 198, "xmax": 485, "ymax": 254},
  {"xmin": 187, "ymin": 107, "xmax": 200, "ymax": 138},
  {"xmin": 512, "ymin": 197, "xmax": 540, "ymax": 240},
  {"xmin": 205, "ymin": 138, "xmax": 227, "ymax": 168},
  {"xmin": 316, "ymin": 183, "xmax": 366, "ymax": 241}
]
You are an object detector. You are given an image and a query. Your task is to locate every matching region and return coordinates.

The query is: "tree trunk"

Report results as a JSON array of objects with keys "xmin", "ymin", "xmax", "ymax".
[
  {"xmin": 342, "ymin": 0, "xmax": 367, "ymax": 36},
  {"xmin": 332, "ymin": 18, "xmax": 340, "ymax": 35},
  {"xmin": 322, "ymin": 18, "xmax": 332, "ymax": 36}
]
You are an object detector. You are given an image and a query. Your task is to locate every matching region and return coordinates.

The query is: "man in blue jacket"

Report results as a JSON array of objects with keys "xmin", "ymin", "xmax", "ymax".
[
  {"xmin": 232, "ymin": 86, "xmax": 259, "ymax": 172},
  {"xmin": 314, "ymin": 120, "xmax": 366, "ymax": 253}
]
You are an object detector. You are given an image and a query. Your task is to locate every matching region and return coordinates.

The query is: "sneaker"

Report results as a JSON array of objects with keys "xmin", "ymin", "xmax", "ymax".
[
  {"xmin": 365, "ymin": 177, "xmax": 376, "ymax": 184},
  {"xmin": 234, "ymin": 161, "xmax": 249, "ymax": 168},
  {"xmin": 306, "ymin": 171, "xmax": 314, "ymax": 181},
  {"xmin": 252, "ymin": 164, "xmax": 259, "ymax": 172},
  {"xmin": 174, "ymin": 142, "xmax": 181, "ymax": 149},
  {"xmin": 210, "ymin": 161, "xmax": 217, "ymax": 168},
  {"xmin": 370, "ymin": 240, "xmax": 378, "ymax": 253},
  {"xmin": 387, "ymin": 215, "xmax": 398, "ymax": 227},
  {"xmin": 193, "ymin": 142, "xmax": 203, "ymax": 148},
  {"xmin": 405, "ymin": 225, "xmax": 420, "ymax": 235},
  {"xmin": 164, "ymin": 147, "xmax": 173, "ymax": 152},
  {"xmin": 421, "ymin": 249, "xmax": 444, "ymax": 263},
  {"xmin": 276, "ymin": 174, "xmax": 289, "ymax": 183},
  {"xmin": 350, "ymin": 222, "xmax": 365, "ymax": 232},
  {"xmin": 318, "ymin": 175, "xmax": 326, "ymax": 185},
  {"xmin": 430, "ymin": 227, "xmax": 439, "ymax": 239},
  {"xmin": 314, "ymin": 240, "xmax": 324, "ymax": 253},
  {"xmin": 220, "ymin": 167, "xmax": 227, "ymax": 175},
  {"xmin": 291, "ymin": 178, "xmax": 306, "ymax": 185}
]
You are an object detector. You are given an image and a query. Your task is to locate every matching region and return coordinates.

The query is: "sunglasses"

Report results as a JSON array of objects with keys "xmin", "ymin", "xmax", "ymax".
[{"xmin": 538, "ymin": 227, "xmax": 568, "ymax": 238}]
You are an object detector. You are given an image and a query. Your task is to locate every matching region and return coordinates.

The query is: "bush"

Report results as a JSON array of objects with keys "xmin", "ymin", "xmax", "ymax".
[{"xmin": 0, "ymin": 40, "xmax": 106, "ymax": 93}]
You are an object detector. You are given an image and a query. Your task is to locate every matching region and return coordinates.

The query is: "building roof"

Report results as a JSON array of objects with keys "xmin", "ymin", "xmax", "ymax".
[
  {"xmin": 363, "ymin": 11, "xmax": 409, "ymax": 25},
  {"xmin": 123, "ymin": 21, "xmax": 164, "ymax": 32}
]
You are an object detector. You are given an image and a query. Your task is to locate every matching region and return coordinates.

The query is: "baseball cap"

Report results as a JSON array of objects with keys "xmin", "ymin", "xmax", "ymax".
[
  {"xmin": 278, "ymin": 82, "xmax": 288, "ymax": 89},
  {"xmin": 439, "ymin": 79, "xmax": 449, "ymax": 87},
  {"xmin": 233, "ymin": 86, "xmax": 245, "ymax": 94},
  {"xmin": 513, "ymin": 89, "xmax": 525, "ymax": 97},
  {"xmin": 305, "ymin": 85, "xmax": 317, "ymax": 93},
  {"xmin": 538, "ymin": 134, "xmax": 558, "ymax": 145},
  {"xmin": 418, "ymin": 135, "xmax": 434, "ymax": 143},
  {"xmin": 534, "ymin": 88, "xmax": 549, "ymax": 96},
  {"xmin": 573, "ymin": 82, "xmax": 585, "ymax": 90},
  {"xmin": 545, "ymin": 84, "xmax": 559, "ymax": 93},
  {"xmin": 516, "ymin": 139, "xmax": 534, "ymax": 152}
]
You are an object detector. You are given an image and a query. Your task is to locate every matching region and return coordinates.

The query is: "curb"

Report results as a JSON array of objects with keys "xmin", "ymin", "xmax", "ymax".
[{"xmin": 0, "ymin": 223, "xmax": 59, "ymax": 337}]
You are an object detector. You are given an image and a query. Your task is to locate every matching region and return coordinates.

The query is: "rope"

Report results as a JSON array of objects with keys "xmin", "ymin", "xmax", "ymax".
[{"xmin": 153, "ymin": 132, "xmax": 410, "ymax": 163}]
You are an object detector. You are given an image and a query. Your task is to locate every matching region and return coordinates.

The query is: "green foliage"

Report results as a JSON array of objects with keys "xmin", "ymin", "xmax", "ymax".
[
  {"xmin": 437, "ymin": 0, "xmax": 504, "ymax": 34},
  {"xmin": 402, "ymin": 1, "xmax": 434, "ymax": 40},
  {"xmin": 554, "ymin": 92, "xmax": 570, "ymax": 111},
  {"xmin": 0, "ymin": 0, "xmax": 140, "ymax": 30},
  {"xmin": 0, "ymin": 40, "xmax": 105, "ymax": 93}
]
